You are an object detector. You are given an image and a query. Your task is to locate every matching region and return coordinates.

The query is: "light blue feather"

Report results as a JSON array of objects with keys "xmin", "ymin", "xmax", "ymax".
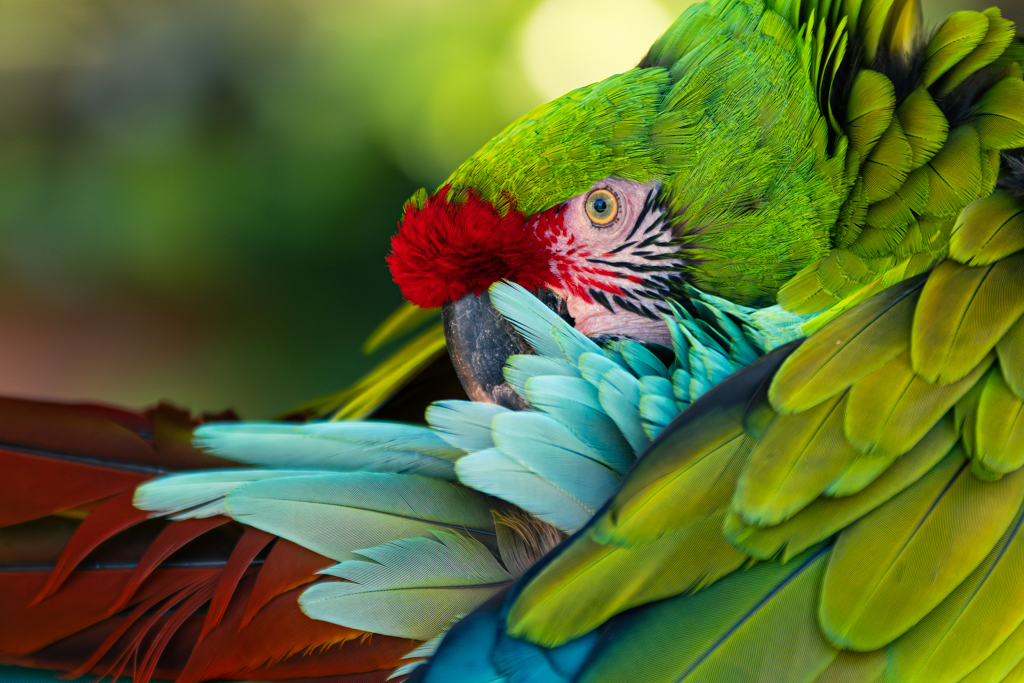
[
  {"xmin": 455, "ymin": 448, "xmax": 593, "ymax": 533},
  {"xmin": 413, "ymin": 595, "xmax": 510, "ymax": 683},
  {"xmin": 685, "ymin": 284, "xmax": 757, "ymax": 321},
  {"xmin": 601, "ymin": 343, "xmax": 630, "ymax": 371},
  {"xmin": 665, "ymin": 316, "xmax": 691, "ymax": 373},
  {"xmin": 489, "ymin": 282, "xmax": 602, "ymax": 364},
  {"xmin": 504, "ymin": 356, "xmax": 581, "ymax": 400},
  {"xmin": 639, "ymin": 393, "xmax": 680, "ymax": 438},
  {"xmin": 391, "ymin": 632, "xmax": 450, "ymax": 680},
  {"xmin": 616, "ymin": 340, "xmax": 670, "ymax": 379},
  {"xmin": 523, "ymin": 376, "xmax": 633, "ymax": 471},
  {"xmin": 133, "ymin": 469, "xmax": 315, "ymax": 519},
  {"xmin": 692, "ymin": 299, "xmax": 761, "ymax": 366},
  {"xmin": 597, "ymin": 366, "xmax": 649, "ymax": 456},
  {"xmin": 639, "ymin": 376, "xmax": 681, "ymax": 438},
  {"xmin": 672, "ymin": 367, "xmax": 693, "ymax": 405},
  {"xmin": 194, "ymin": 421, "xmax": 460, "ymax": 479},
  {"xmin": 491, "ymin": 412, "xmax": 620, "ymax": 510},
  {"xmin": 301, "ymin": 530, "xmax": 513, "ymax": 640},
  {"xmin": 213, "ymin": 472, "xmax": 495, "ymax": 562},
  {"xmin": 426, "ymin": 401, "xmax": 511, "ymax": 453},
  {"xmin": 578, "ymin": 352, "xmax": 627, "ymax": 387},
  {"xmin": 682, "ymin": 324, "xmax": 739, "ymax": 397},
  {"xmin": 748, "ymin": 305, "xmax": 811, "ymax": 351},
  {"xmin": 639, "ymin": 375, "xmax": 676, "ymax": 403}
]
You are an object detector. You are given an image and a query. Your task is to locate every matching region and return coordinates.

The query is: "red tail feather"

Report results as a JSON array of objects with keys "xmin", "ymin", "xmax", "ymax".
[
  {"xmin": 0, "ymin": 397, "xmax": 418, "ymax": 682},
  {"xmin": 109, "ymin": 516, "xmax": 230, "ymax": 614},
  {"xmin": 64, "ymin": 574, "xmax": 215, "ymax": 678},
  {"xmin": 200, "ymin": 527, "xmax": 274, "ymax": 643},
  {"xmin": 33, "ymin": 491, "xmax": 151, "ymax": 604},
  {"xmin": 242, "ymin": 539, "xmax": 334, "ymax": 629},
  {"xmin": 179, "ymin": 579, "xmax": 415, "ymax": 683},
  {"xmin": 0, "ymin": 568, "xmax": 217, "ymax": 656}
]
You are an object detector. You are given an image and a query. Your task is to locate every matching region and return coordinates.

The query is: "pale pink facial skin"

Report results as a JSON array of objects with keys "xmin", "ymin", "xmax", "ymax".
[{"xmin": 543, "ymin": 178, "xmax": 678, "ymax": 346}]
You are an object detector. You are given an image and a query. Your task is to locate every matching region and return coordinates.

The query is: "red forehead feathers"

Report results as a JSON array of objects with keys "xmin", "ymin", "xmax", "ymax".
[{"xmin": 387, "ymin": 186, "xmax": 554, "ymax": 308}]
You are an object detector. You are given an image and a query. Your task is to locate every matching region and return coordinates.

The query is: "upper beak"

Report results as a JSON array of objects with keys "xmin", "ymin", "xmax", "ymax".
[{"xmin": 441, "ymin": 289, "xmax": 535, "ymax": 410}]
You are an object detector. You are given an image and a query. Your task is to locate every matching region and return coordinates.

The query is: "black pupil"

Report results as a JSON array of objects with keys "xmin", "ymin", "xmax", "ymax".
[{"xmin": 593, "ymin": 198, "xmax": 607, "ymax": 214}]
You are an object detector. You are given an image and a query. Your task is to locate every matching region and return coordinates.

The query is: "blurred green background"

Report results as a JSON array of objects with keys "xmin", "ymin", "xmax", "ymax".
[{"xmin": 0, "ymin": 0, "xmax": 1018, "ymax": 418}]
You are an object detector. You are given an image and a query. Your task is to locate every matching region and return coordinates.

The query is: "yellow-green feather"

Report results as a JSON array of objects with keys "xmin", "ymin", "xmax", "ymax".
[
  {"xmin": 735, "ymin": 392, "xmax": 860, "ymax": 525},
  {"xmin": 844, "ymin": 350, "xmax": 991, "ymax": 458},
  {"xmin": 911, "ymin": 255, "xmax": 1024, "ymax": 384},
  {"xmin": 725, "ymin": 417, "xmax": 957, "ymax": 562},
  {"xmin": 888, "ymin": 496, "xmax": 1024, "ymax": 683},
  {"xmin": 820, "ymin": 451, "xmax": 1024, "ymax": 650}
]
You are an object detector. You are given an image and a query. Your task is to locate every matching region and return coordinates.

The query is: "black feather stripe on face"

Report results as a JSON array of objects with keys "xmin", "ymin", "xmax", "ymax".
[{"xmin": 580, "ymin": 189, "xmax": 691, "ymax": 322}]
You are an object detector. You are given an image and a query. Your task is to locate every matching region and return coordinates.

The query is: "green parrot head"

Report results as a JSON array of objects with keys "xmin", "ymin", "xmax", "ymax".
[{"xmin": 387, "ymin": 0, "xmax": 850, "ymax": 400}]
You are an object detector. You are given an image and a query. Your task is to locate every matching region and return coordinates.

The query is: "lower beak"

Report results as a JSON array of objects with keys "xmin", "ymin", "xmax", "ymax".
[{"xmin": 441, "ymin": 289, "xmax": 533, "ymax": 409}]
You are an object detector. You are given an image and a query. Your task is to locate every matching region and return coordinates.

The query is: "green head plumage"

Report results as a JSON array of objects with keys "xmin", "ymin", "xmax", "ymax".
[{"xmin": 392, "ymin": 0, "xmax": 850, "ymax": 309}]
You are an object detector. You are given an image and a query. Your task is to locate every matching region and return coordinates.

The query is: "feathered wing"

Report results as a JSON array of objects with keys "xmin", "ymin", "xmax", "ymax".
[
  {"xmin": 7, "ymin": 1, "xmax": 1024, "ymax": 682},
  {"xmin": 775, "ymin": 0, "xmax": 1024, "ymax": 318},
  {"xmin": 0, "ymin": 400, "xmax": 430, "ymax": 683},
  {"xmin": 0, "ymin": 272, "xmax": 797, "ymax": 683},
  {"xmin": 411, "ymin": 0, "xmax": 1024, "ymax": 679},
  {"xmin": 421, "ymin": 163, "xmax": 1024, "ymax": 683}
]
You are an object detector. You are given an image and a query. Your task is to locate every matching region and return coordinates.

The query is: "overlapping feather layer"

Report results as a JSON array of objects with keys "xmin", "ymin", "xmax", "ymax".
[{"xmin": 134, "ymin": 281, "xmax": 804, "ymax": 654}]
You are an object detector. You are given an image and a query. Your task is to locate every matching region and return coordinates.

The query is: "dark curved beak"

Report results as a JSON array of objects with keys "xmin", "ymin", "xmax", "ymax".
[{"xmin": 441, "ymin": 289, "xmax": 534, "ymax": 410}]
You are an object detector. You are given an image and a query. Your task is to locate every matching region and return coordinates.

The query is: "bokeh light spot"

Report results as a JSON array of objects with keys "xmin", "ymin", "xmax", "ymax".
[{"xmin": 519, "ymin": 0, "xmax": 674, "ymax": 100}]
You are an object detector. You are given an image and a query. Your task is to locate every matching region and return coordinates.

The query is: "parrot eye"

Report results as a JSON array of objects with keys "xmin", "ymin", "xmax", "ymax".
[{"xmin": 585, "ymin": 189, "xmax": 618, "ymax": 227}]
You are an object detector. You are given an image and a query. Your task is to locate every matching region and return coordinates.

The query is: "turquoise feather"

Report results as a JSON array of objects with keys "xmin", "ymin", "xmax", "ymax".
[
  {"xmin": 489, "ymin": 282, "xmax": 603, "ymax": 364},
  {"xmin": 133, "ymin": 469, "xmax": 317, "ymax": 519},
  {"xmin": 597, "ymin": 365, "xmax": 651, "ymax": 455},
  {"xmin": 300, "ymin": 530, "xmax": 513, "ymax": 640},
  {"xmin": 425, "ymin": 400, "xmax": 511, "ymax": 453},
  {"xmin": 578, "ymin": 352, "xmax": 626, "ymax": 387},
  {"xmin": 428, "ymin": 280, "xmax": 808, "ymax": 540},
  {"xmin": 616, "ymin": 340, "xmax": 671, "ymax": 379},
  {"xmin": 639, "ymin": 393, "xmax": 681, "ymax": 438},
  {"xmin": 193, "ymin": 421, "xmax": 460, "ymax": 479},
  {"xmin": 684, "ymin": 328, "xmax": 740, "ymax": 397},
  {"xmin": 672, "ymin": 367, "xmax": 693, "ymax": 404},
  {"xmin": 491, "ymin": 412, "xmax": 621, "ymax": 510},
  {"xmin": 391, "ymin": 633, "xmax": 449, "ymax": 680},
  {"xmin": 504, "ymin": 355, "xmax": 581, "ymax": 400},
  {"xmin": 523, "ymin": 376, "xmax": 634, "ymax": 471},
  {"xmin": 455, "ymin": 448, "xmax": 594, "ymax": 533},
  {"xmin": 206, "ymin": 472, "xmax": 494, "ymax": 562}
]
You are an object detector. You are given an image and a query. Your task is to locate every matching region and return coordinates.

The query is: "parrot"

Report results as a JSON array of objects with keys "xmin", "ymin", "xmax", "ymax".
[{"xmin": 3, "ymin": 0, "xmax": 1024, "ymax": 681}]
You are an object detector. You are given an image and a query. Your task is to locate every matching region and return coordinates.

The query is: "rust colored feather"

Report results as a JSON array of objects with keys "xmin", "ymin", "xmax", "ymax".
[
  {"xmin": 109, "ymin": 516, "xmax": 229, "ymax": 613},
  {"xmin": 200, "ymin": 527, "xmax": 274, "ymax": 643},
  {"xmin": 0, "ymin": 397, "xmax": 159, "ymax": 466},
  {"xmin": 136, "ymin": 576, "xmax": 220, "ymax": 683},
  {"xmin": 32, "ymin": 491, "xmax": 150, "ymax": 604},
  {"xmin": 242, "ymin": 539, "xmax": 334, "ymax": 628},
  {"xmin": 0, "ymin": 399, "xmax": 237, "ymax": 528},
  {"xmin": 63, "ymin": 573, "xmax": 216, "ymax": 678},
  {"xmin": 0, "ymin": 448, "xmax": 148, "ymax": 528},
  {"xmin": 0, "ymin": 396, "xmax": 413, "ymax": 682},
  {"xmin": 179, "ymin": 575, "xmax": 416, "ymax": 683},
  {"xmin": 0, "ymin": 568, "xmax": 215, "ymax": 656}
]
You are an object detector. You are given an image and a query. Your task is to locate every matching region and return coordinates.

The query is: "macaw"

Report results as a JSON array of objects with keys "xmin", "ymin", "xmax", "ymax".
[{"xmin": 2, "ymin": 0, "xmax": 1024, "ymax": 681}]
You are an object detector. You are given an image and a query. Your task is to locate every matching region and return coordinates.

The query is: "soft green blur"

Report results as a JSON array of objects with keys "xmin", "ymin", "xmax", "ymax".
[{"xmin": 0, "ymin": 0, "xmax": 1018, "ymax": 417}]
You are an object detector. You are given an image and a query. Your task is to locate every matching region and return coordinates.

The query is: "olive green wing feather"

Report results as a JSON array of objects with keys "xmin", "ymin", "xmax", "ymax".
[{"xmin": 504, "ymin": 186, "xmax": 1024, "ymax": 683}]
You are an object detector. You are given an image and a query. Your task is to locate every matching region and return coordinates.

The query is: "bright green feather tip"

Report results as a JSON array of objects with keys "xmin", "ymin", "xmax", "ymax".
[{"xmin": 438, "ymin": 0, "xmax": 847, "ymax": 307}]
